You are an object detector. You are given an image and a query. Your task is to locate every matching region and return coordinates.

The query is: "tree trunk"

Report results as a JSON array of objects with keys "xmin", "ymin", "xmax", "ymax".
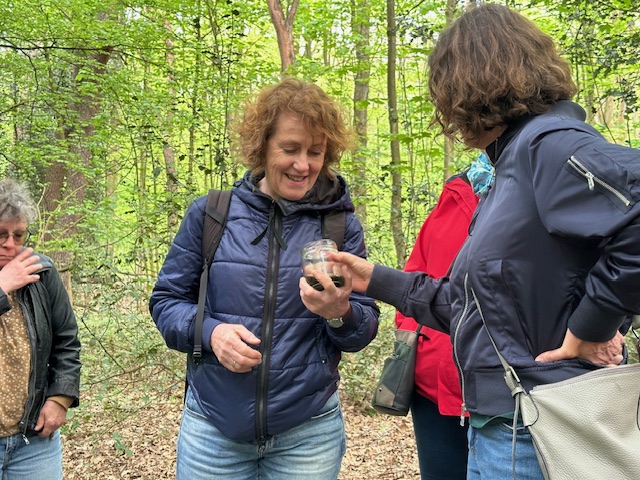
[
  {"xmin": 266, "ymin": 0, "xmax": 300, "ymax": 72},
  {"xmin": 387, "ymin": 0, "xmax": 404, "ymax": 268},
  {"xmin": 164, "ymin": 19, "xmax": 179, "ymax": 232},
  {"xmin": 42, "ymin": 40, "xmax": 112, "ymax": 297},
  {"xmin": 351, "ymin": 0, "xmax": 371, "ymax": 228}
]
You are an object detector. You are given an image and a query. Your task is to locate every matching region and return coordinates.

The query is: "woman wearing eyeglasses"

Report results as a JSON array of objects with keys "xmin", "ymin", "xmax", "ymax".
[{"xmin": 0, "ymin": 178, "xmax": 81, "ymax": 480}]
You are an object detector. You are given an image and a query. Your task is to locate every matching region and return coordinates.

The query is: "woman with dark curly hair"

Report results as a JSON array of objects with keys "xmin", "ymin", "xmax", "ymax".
[
  {"xmin": 428, "ymin": 3, "xmax": 577, "ymax": 147},
  {"xmin": 332, "ymin": 4, "xmax": 639, "ymax": 479},
  {"xmin": 151, "ymin": 77, "xmax": 379, "ymax": 479}
]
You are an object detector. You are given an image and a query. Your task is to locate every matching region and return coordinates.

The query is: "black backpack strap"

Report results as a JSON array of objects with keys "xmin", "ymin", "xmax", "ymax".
[
  {"xmin": 202, "ymin": 189, "xmax": 232, "ymax": 263},
  {"xmin": 193, "ymin": 189, "xmax": 232, "ymax": 361},
  {"xmin": 321, "ymin": 210, "xmax": 346, "ymax": 250}
]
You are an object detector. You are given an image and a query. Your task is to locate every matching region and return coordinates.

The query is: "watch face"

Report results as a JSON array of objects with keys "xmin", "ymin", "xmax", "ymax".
[{"xmin": 328, "ymin": 317, "xmax": 344, "ymax": 328}]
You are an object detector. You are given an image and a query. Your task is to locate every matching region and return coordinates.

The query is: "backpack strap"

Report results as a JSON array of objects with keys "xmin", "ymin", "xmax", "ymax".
[
  {"xmin": 202, "ymin": 189, "xmax": 232, "ymax": 264},
  {"xmin": 322, "ymin": 211, "xmax": 345, "ymax": 250},
  {"xmin": 193, "ymin": 189, "xmax": 232, "ymax": 361}
]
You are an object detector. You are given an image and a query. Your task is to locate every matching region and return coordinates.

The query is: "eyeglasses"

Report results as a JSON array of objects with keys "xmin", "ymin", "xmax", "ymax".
[{"xmin": 0, "ymin": 230, "xmax": 31, "ymax": 246}]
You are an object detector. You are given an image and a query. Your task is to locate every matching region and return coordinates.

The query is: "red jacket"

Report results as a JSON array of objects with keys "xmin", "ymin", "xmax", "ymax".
[{"xmin": 395, "ymin": 174, "xmax": 478, "ymax": 416}]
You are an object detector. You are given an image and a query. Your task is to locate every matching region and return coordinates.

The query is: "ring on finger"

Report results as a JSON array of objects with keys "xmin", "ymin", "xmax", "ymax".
[{"xmin": 233, "ymin": 359, "xmax": 237, "ymax": 367}]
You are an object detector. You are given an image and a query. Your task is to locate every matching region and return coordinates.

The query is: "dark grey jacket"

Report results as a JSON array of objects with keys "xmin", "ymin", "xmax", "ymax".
[
  {"xmin": 368, "ymin": 101, "xmax": 640, "ymax": 418},
  {"xmin": 0, "ymin": 253, "xmax": 81, "ymax": 436}
]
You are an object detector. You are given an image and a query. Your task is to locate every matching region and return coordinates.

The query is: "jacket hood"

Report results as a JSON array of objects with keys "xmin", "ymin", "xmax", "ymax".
[{"xmin": 234, "ymin": 169, "xmax": 355, "ymax": 217}]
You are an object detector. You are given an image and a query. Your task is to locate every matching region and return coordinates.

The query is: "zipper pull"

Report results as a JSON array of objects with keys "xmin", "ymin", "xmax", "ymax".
[
  {"xmin": 460, "ymin": 403, "xmax": 467, "ymax": 426},
  {"xmin": 585, "ymin": 172, "xmax": 595, "ymax": 190},
  {"xmin": 22, "ymin": 434, "xmax": 30, "ymax": 445}
]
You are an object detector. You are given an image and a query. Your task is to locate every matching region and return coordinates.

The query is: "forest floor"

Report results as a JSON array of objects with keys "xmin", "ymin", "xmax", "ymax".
[{"xmin": 61, "ymin": 385, "xmax": 420, "ymax": 479}]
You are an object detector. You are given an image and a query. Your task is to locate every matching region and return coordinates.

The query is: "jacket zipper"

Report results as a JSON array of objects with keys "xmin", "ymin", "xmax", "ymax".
[
  {"xmin": 255, "ymin": 205, "xmax": 281, "ymax": 444},
  {"xmin": 453, "ymin": 272, "xmax": 471, "ymax": 426},
  {"xmin": 567, "ymin": 155, "xmax": 631, "ymax": 207},
  {"xmin": 18, "ymin": 290, "xmax": 37, "ymax": 445}
]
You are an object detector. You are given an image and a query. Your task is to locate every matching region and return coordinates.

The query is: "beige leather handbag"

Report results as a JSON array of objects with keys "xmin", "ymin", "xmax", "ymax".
[{"xmin": 473, "ymin": 288, "xmax": 640, "ymax": 480}]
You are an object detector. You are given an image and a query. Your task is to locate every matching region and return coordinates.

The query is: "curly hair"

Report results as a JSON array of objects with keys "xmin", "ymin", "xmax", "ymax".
[
  {"xmin": 428, "ymin": 4, "xmax": 577, "ymax": 145},
  {"xmin": 231, "ymin": 77, "xmax": 355, "ymax": 178},
  {"xmin": 0, "ymin": 178, "xmax": 38, "ymax": 224}
]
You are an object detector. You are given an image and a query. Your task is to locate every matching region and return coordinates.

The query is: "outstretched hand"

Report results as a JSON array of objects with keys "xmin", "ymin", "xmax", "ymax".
[
  {"xmin": 329, "ymin": 251, "xmax": 375, "ymax": 293},
  {"xmin": 536, "ymin": 329, "xmax": 625, "ymax": 366}
]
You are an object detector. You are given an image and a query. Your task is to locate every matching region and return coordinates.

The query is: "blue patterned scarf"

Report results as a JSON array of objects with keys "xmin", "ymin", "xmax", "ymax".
[{"xmin": 467, "ymin": 153, "xmax": 494, "ymax": 196}]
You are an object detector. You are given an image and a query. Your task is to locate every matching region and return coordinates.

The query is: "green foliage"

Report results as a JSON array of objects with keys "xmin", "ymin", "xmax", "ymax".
[
  {"xmin": 3, "ymin": 0, "xmax": 634, "ymax": 277},
  {"xmin": 1, "ymin": 0, "xmax": 639, "ymax": 439},
  {"xmin": 526, "ymin": 0, "xmax": 640, "ymax": 146},
  {"xmin": 112, "ymin": 432, "xmax": 134, "ymax": 456},
  {"xmin": 627, "ymin": 327, "xmax": 640, "ymax": 364},
  {"xmin": 339, "ymin": 305, "xmax": 398, "ymax": 412},
  {"xmin": 72, "ymin": 279, "xmax": 185, "ymax": 444}
]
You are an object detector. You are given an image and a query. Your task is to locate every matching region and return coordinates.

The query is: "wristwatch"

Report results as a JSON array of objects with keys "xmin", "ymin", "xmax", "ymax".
[{"xmin": 326, "ymin": 316, "xmax": 345, "ymax": 328}]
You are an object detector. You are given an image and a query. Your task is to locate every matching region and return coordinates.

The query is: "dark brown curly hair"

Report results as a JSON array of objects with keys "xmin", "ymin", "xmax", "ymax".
[
  {"xmin": 428, "ymin": 4, "xmax": 577, "ymax": 145},
  {"xmin": 232, "ymin": 77, "xmax": 356, "ymax": 179}
]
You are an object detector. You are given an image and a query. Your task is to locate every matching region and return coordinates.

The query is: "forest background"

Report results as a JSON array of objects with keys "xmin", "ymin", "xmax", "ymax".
[{"xmin": 1, "ymin": 0, "xmax": 639, "ymax": 478}]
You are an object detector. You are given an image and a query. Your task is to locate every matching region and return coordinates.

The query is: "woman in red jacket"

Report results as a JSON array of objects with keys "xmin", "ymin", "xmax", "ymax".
[{"xmin": 396, "ymin": 154, "xmax": 491, "ymax": 479}]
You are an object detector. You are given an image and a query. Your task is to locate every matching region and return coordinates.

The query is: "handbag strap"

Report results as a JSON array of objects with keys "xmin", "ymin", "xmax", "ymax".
[
  {"xmin": 470, "ymin": 286, "xmax": 524, "ymax": 395},
  {"xmin": 469, "ymin": 282, "xmax": 525, "ymax": 480}
]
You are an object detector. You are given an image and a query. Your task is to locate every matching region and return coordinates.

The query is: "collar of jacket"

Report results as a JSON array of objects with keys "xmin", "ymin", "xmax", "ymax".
[
  {"xmin": 236, "ymin": 170, "xmax": 354, "ymax": 217},
  {"xmin": 486, "ymin": 100, "xmax": 587, "ymax": 166}
]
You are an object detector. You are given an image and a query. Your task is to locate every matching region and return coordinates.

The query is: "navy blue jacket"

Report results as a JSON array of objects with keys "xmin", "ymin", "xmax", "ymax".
[
  {"xmin": 368, "ymin": 101, "xmax": 640, "ymax": 418},
  {"xmin": 150, "ymin": 171, "xmax": 379, "ymax": 442}
]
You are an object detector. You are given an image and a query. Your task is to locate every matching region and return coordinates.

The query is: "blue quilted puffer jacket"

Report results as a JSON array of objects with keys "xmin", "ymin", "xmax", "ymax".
[{"xmin": 150, "ymin": 171, "xmax": 379, "ymax": 442}]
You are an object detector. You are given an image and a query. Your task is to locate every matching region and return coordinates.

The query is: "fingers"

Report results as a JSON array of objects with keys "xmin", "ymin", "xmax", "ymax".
[
  {"xmin": 329, "ymin": 251, "xmax": 373, "ymax": 292},
  {"xmin": 536, "ymin": 329, "xmax": 626, "ymax": 366},
  {"xmin": 210, "ymin": 324, "xmax": 262, "ymax": 373},
  {"xmin": 228, "ymin": 348, "xmax": 261, "ymax": 373},
  {"xmin": 35, "ymin": 400, "xmax": 66, "ymax": 438},
  {"xmin": 0, "ymin": 249, "xmax": 43, "ymax": 293},
  {"xmin": 535, "ymin": 348, "xmax": 562, "ymax": 363},
  {"xmin": 227, "ymin": 348, "xmax": 261, "ymax": 373},
  {"xmin": 330, "ymin": 251, "xmax": 355, "ymax": 265},
  {"xmin": 584, "ymin": 333, "xmax": 624, "ymax": 366},
  {"xmin": 608, "ymin": 332, "xmax": 625, "ymax": 365},
  {"xmin": 299, "ymin": 270, "xmax": 351, "ymax": 320},
  {"xmin": 302, "ymin": 269, "xmax": 339, "ymax": 292}
]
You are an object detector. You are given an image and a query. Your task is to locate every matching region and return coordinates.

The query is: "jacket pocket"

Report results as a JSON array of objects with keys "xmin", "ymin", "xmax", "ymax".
[{"xmin": 566, "ymin": 148, "xmax": 640, "ymax": 213}]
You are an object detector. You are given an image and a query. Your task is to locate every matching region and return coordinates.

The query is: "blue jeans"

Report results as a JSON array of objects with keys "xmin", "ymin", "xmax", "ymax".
[
  {"xmin": 177, "ymin": 387, "xmax": 346, "ymax": 480},
  {"xmin": 467, "ymin": 421, "xmax": 544, "ymax": 480},
  {"xmin": 0, "ymin": 430, "xmax": 62, "ymax": 480},
  {"xmin": 411, "ymin": 392, "xmax": 468, "ymax": 480}
]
